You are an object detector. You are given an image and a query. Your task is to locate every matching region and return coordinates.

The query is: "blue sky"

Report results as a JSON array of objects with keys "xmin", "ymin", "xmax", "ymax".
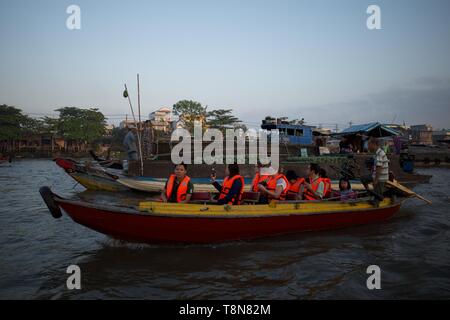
[{"xmin": 1, "ymin": 0, "xmax": 449, "ymax": 129}]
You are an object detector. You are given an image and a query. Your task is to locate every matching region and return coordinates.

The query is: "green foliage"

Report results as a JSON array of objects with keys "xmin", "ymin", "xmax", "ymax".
[
  {"xmin": 108, "ymin": 127, "xmax": 128, "ymax": 149},
  {"xmin": 206, "ymin": 109, "xmax": 243, "ymax": 132},
  {"xmin": 55, "ymin": 107, "xmax": 106, "ymax": 143},
  {"xmin": 0, "ymin": 105, "xmax": 24, "ymax": 139},
  {"xmin": 0, "ymin": 104, "xmax": 41, "ymax": 139},
  {"xmin": 172, "ymin": 100, "xmax": 207, "ymax": 133}
]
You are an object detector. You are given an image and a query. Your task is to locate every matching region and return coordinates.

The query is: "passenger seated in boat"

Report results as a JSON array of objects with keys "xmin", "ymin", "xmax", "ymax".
[
  {"xmin": 161, "ymin": 163, "xmax": 194, "ymax": 203},
  {"xmin": 251, "ymin": 162, "xmax": 270, "ymax": 192},
  {"xmin": 319, "ymin": 168, "xmax": 332, "ymax": 198},
  {"xmin": 332, "ymin": 178, "xmax": 357, "ymax": 201},
  {"xmin": 286, "ymin": 170, "xmax": 305, "ymax": 200},
  {"xmin": 257, "ymin": 166, "xmax": 289, "ymax": 203},
  {"xmin": 210, "ymin": 164, "xmax": 245, "ymax": 205},
  {"xmin": 303, "ymin": 163, "xmax": 325, "ymax": 200}
]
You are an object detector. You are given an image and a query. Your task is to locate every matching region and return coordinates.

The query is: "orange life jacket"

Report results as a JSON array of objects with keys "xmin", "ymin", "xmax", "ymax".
[
  {"xmin": 304, "ymin": 177, "xmax": 323, "ymax": 200},
  {"xmin": 252, "ymin": 172, "xmax": 270, "ymax": 192},
  {"xmin": 218, "ymin": 175, "xmax": 245, "ymax": 205},
  {"xmin": 266, "ymin": 174, "xmax": 289, "ymax": 200},
  {"xmin": 322, "ymin": 178, "xmax": 332, "ymax": 198},
  {"xmin": 288, "ymin": 178, "xmax": 305, "ymax": 195},
  {"xmin": 166, "ymin": 175, "xmax": 191, "ymax": 203}
]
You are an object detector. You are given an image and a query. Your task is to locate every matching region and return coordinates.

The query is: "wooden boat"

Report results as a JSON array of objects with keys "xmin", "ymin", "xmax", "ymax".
[
  {"xmin": 54, "ymin": 158, "xmax": 128, "ymax": 192},
  {"xmin": 39, "ymin": 186, "xmax": 407, "ymax": 244},
  {"xmin": 88, "ymin": 150, "xmax": 123, "ymax": 170}
]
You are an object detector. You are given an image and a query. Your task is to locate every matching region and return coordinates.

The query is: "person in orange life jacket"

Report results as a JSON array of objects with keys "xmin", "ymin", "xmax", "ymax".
[
  {"xmin": 319, "ymin": 168, "xmax": 332, "ymax": 199},
  {"xmin": 285, "ymin": 170, "xmax": 305, "ymax": 200},
  {"xmin": 161, "ymin": 163, "xmax": 194, "ymax": 203},
  {"xmin": 210, "ymin": 164, "xmax": 244, "ymax": 205},
  {"xmin": 251, "ymin": 162, "xmax": 270, "ymax": 192},
  {"xmin": 257, "ymin": 166, "xmax": 289, "ymax": 203},
  {"xmin": 303, "ymin": 163, "xmax": 325, "ymax": 200}
]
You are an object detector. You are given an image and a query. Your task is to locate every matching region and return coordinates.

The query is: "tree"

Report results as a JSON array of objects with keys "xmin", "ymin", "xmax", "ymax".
[
  {"xmin": 206, "ymin": 109, "xmax": 244, "ymax": 132},
  {"xmin": 109, "ymin": 127, "xmax": 127, "ymax": 150},
  {"xmin": 55, "ymin": 107, "xmax": 106, "ymax": 148},
  {"xmin": 172, "ymin": 100, "xmax": 207, "ymax": 133},
  {"xmin": 0, "ymin": 105, "xmax": 28, "ymax": 140}
]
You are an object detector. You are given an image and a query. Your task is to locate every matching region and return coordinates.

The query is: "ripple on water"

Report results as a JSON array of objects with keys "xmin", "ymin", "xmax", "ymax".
[{"xmin": 0, "ymin": 161, "xmax": 449, "ymax": 299}]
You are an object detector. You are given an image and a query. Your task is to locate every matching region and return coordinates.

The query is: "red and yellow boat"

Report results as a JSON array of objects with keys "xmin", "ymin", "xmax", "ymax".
[{"xmin": 39, "ymin": 186, "xmax": 410, "ymax": 244}]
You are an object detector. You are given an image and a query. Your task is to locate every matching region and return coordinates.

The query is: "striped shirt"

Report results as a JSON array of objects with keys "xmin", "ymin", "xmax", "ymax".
[{"xmin": 373, "ymin": 148, "xmax": 389, "ymax": 182}]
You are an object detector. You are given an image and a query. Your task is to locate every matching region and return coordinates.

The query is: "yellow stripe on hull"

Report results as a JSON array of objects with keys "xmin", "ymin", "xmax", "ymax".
[
  {"xmin": 138, "ymin": 198, "xmax": 394, "ymax": 218},
  {"xmin": 71, "ymin": 173, "xmax": 125, "ymax": 192}
]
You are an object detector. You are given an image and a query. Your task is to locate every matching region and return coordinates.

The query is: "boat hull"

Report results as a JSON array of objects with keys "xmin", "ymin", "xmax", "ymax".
[
  {"xmin": 56, "ymin": 198, "xmax": 402, "ymax": 244},
  {"xmin": 70, "ymin": 172, "xmax": 127, "ymax": 192}
]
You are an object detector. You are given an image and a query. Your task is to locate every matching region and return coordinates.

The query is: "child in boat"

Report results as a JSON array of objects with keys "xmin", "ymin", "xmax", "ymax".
[
  {"xmin": 333, "ymin": 178, "xmax": 357, "ymax": 201},
  {"xmin": 285, "ymin": 170, "xmax": 305, "ymax": 200},
  {"xmin": 161, "ymin": 163, "xmax": 194, "ymax": 203},
  {"xmin": 210, "ymin": 164, "xmax": 244, "ymax": 205}
]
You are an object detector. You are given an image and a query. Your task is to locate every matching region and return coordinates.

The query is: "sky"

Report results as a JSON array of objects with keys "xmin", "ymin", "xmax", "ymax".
[{"xmin": 1, "ymin": 0, "xmax": 449, "ymax": 130}]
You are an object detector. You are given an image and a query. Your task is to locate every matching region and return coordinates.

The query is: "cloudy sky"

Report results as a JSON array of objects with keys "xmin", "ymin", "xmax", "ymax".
[{"xmin": 1, "ymin": 0, "xmax": 449, "ymax": 130}]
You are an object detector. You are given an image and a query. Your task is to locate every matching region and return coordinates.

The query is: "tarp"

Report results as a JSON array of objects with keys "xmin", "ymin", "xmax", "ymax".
[{"xmin": 337, "ymin": 122, "xmax": 400, "ymax": 137}]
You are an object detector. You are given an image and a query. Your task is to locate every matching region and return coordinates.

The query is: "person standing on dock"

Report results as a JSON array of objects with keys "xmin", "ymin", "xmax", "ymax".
[
  {"xmin": 123, "ymin": 125, "xmax": 139, "ymax": 161},
  {"xmin": 361, "ymin": 137, "xmax": 389, "ymax": 207}
]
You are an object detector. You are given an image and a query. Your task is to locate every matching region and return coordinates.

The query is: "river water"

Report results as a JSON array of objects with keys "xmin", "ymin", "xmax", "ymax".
[{"xmin": 0, "ymin": 159, "xmax": 449, "ymax": 299}]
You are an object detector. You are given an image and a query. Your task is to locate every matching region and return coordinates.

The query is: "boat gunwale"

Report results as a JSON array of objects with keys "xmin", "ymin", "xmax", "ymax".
[{"xmin": 54, "ymin": 194, "xmax": 403, "ymax": 219}]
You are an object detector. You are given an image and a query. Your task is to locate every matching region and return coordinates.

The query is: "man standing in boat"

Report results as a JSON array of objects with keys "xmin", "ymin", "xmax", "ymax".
[
  {"xmin": 123, "ymin": 125, "xmax": 139, "ymax": 161},
  {"xmin": 161, "ymin": 163, "xmax": 194, "ymax": 203},
  {"xmin": 361, "ymin": 137, "xmax": 389, "ymax": 207}
]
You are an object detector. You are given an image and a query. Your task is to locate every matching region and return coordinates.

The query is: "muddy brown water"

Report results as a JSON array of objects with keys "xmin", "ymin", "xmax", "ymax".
[{"xmin": 0, "ymin": 159, "xmax": 449, "ymax": 299}]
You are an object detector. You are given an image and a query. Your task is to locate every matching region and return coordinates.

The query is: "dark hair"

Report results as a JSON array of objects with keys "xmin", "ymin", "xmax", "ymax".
[
  {"xmin": 339, "ymin": 178, "xmax": 351, "ymax": 191},
  {"xmin": 228, "ymin": 164, "xmax": 240, "ymax": 177},
  {"xmin": 285, "ymin": 170, "xmax": 298, "ymax": 181},
  {"xmin": 319, "ymin": 168, "xmax": 328, "ymax": 178},
  {"xmin": 175, "ymin": 162, "xmax": 188, "ymax": 170},
  {"xmin": 309, "ymin": 163, "xmax": 320, "ymax": 174}
]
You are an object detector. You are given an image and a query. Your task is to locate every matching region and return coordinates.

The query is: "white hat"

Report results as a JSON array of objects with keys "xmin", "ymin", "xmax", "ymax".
[{"xmin": 260, "ymin": 166, "xmax": 277, "ymax": 176}]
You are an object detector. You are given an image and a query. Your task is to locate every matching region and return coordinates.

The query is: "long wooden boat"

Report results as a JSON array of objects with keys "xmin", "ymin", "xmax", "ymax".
[{"xmin": 39, "ymin": 186, "xmax": 405, "ymax": 244}]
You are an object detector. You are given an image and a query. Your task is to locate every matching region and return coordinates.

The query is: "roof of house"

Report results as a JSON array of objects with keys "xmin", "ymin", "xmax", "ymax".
[{"xmin": 338, "ymin": 122, "xmax": 400, "ymax": 137}]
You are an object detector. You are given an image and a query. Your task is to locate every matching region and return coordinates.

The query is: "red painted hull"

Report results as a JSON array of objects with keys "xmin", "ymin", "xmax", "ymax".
[{"xmin": 57, "ymin": 200, "xmax": 402, "ymax": 244}]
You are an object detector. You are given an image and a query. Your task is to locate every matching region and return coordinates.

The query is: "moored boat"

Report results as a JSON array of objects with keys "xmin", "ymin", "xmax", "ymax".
[
  {"xmin": 54, "ymin": 158, "xmax": 128, "ymax": 191},
  {"xmin": 39, "ymin": 186, "xmax": 406, "ymax": 244}
]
